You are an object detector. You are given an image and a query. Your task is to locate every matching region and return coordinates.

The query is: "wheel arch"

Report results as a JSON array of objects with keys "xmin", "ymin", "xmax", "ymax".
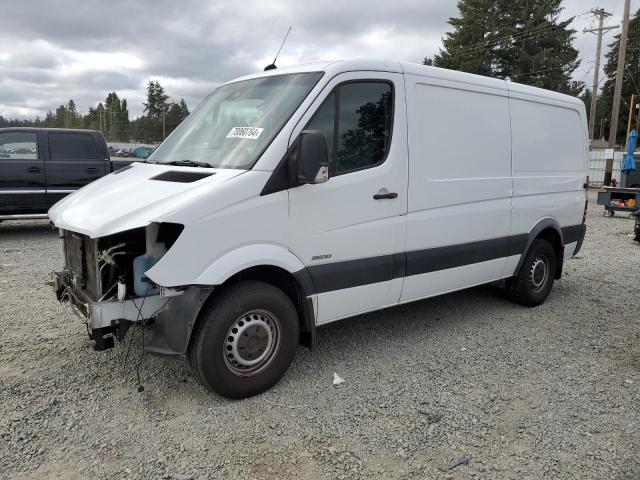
[
  {"xmin": 515, "ymin": 219, "xmax": 564, "ymax": 279},
  {"xmin": 212, "ymin": 264, "xmax": 317, "ymax": 349},
  {"xmin": 192, "ymin": 244, "xmax": 316, "ymax": 347},
  {"xmin": 147, "ymin": 246, "xmax": 317, "ymax": 356}
]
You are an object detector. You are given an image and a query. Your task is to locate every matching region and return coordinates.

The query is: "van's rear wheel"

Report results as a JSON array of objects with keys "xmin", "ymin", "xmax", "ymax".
[
  {"xmin": 505, "ymin": 239, "xmax": 556, "ymax": 307},
  {"xmin": 188, "ymin": 280, "xmax": 299, "ymax": 399}
]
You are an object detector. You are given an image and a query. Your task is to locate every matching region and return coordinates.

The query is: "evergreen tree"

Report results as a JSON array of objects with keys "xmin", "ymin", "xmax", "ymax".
[
  {"xmin": 428, "ymin": 0, "xmax": 502, "ymax": 77},
  {"xmin": 163, "ymin": 98, "xmax": 190, "ymax": 137},
  {"xmin": 142, "ymin": 81, "xmax": 169, "ymax": 117},
  {"xmin": 142, "ymin": 81, "xmax": 170, "ymax": 141},
  {"xmin": 428, "ymin": 0, "xmax": 582, "ymax": 94},
  {"xmin": 597, "ymin": 8, "xmax": 640, "ymax": 143},
  {"xmin": 118, "ymin": 99, "xmax": 130, "ymax": 141},
  {"xmin": 44, "ymin": 110, "xmax": 55, "ymax": 127},
  {"xmin": 498, "ymin": 0, "xmax": 581, "ymax": 94},
  {"xmin": 178, "ymin": 99, "xmax": 190, "ymax": 119},
  {"xmin": 53, "ymin": 104, "xmax": 68, "ymax": 128},
  {"xmin": 104, "ymin": 92, "xmax": 119, "ymax": 139}
]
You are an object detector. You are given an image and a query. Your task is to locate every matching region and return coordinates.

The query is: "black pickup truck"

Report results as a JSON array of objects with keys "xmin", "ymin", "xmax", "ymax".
[{"xmin": 0, "ymin": 127, "xmax": 136, "ymax": 221}]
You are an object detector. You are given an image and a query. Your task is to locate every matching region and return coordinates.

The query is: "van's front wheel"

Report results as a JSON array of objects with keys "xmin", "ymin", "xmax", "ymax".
[
  {"xmin": 505, "ymin": 239, "xmax": 556, "ymax": 307},
  {"xmin": 188, "ymin": 281, "xmax": 299, "ymax": 399}
]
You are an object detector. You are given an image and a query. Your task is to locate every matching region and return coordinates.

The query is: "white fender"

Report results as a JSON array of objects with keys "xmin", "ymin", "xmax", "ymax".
[{"xmin": 190, "ymin": 244, "xmax": 307, "ymax": 286}]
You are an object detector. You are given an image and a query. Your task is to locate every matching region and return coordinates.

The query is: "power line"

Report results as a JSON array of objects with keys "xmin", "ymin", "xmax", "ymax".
[
  {"xmin": 449, "ymin": 9, "xmax": 592, "ymax": 58},
  {"xmin": 508, "ymin": 60, "xmax": 594, "ymax": 79},
  {"xmin": 451, "ymin": 24, "xmax": 567, "ymax": 57},
  {"xmin": 626, "ymin": 66, "xmax": 640, "ymax": 96},
  {"xmin": 577, "ymin": 64, "xmax": 594, "ymax": 83},
  {"xmin": 452, "ymin": 29, "xmax": 585, "ymax": 60}
]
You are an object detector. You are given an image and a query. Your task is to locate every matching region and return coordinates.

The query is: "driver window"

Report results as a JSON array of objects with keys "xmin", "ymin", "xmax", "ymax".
[{"xmin": 303, "ymin": 81, "xmax": 393, "ymax": 176}]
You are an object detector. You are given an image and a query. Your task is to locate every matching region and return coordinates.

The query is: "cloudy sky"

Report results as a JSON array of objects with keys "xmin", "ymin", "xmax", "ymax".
[{"xmin": 0, "ymin": 0, "xmax": 638, "ymax": 119}]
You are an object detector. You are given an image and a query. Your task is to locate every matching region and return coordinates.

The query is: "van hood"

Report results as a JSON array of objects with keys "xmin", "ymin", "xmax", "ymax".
[{"xmin": 48, "ymin": 162, "xmax": 246, "ymax": 238}]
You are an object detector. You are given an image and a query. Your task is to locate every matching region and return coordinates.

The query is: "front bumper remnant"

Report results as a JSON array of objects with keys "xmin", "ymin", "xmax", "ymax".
[
  {"xmin": 52, "ymin": 270, "xmax": 215, "ymax": 355},
  {"xmin": 52, "ymin": 270, "xmax": 169, "ymax": 332}
]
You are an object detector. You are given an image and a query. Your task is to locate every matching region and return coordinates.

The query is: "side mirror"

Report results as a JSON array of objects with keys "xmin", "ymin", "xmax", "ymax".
[{"xmin": 297, "ymin": 130, "xmax": 329, "ymax": 184}]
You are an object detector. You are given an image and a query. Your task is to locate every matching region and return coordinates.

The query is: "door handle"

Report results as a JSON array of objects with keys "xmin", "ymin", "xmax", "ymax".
[
  {"xmin": 27, "ymin": 166, "xmax": 43, "ymax": 173},
  {"xmin": 373, "ymin": 191, "xmax": 398, "ymax": 200},
  {"xmin": 86, "ymin": 167, "xmax": 98, "ymax": 173}
]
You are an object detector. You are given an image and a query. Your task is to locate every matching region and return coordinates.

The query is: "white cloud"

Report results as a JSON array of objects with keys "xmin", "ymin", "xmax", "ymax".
[{"xmin": 0, "ymin": 0, "xmax": 638, "ymax": 119}]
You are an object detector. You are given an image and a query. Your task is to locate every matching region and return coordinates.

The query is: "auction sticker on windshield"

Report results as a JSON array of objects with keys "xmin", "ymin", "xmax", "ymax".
[{"xmin": 226, "ymin": 127, "xmax": 264, "ymax": 140}]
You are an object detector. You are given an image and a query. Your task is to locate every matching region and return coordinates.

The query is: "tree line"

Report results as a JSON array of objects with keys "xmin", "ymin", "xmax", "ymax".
[
  {"xmin": 0, "ymin": 80, "xmax": 190, "ymax": 144},
  {"xmin": 426, "ymin": 0, "xmax": 640, "ymax": 141}
]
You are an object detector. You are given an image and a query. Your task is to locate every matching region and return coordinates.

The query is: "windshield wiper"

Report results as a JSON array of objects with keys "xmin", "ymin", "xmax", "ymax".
[{"xmin": 163, "ymin": 159, "xmax": 214, "ymax": 168}]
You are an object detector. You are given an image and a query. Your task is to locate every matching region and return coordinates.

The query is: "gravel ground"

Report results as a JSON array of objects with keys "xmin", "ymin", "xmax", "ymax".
[{"xmin": 1, "ymin": 190, "xmax": 639, "ymax": 480}]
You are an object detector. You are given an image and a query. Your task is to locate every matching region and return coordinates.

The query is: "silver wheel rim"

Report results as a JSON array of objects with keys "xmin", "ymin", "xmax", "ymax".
[
  {"xmin": 529, "ymin": 256, "xmax": 549, "ymax": 292},
  {"xmin": 223, "ymin": 309, "xmax": 281, "ymax": 377}
]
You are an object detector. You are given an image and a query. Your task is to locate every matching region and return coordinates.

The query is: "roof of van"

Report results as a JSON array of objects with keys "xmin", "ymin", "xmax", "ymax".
[{"xmin": 229, "ymin": 58, "xmax": 583, "ymax": 108}]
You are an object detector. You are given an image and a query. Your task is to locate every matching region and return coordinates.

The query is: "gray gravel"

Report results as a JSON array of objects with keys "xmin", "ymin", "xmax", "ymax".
[{"xmin": 1, "ymin": 190, "xmax": 639, "ymax": 480}]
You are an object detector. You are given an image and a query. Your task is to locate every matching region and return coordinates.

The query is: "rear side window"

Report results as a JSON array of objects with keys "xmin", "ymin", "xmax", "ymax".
[
  {"xmin": 304, "ymin": 81, "xmax": 393, "ymax": 175},
  {"xmin": 49, "ymin": 133, "xmax": 98, "ymax": 161},
  {"xmin": 0, "ymin": 132, "xmax": 38, "ymax": 160}
]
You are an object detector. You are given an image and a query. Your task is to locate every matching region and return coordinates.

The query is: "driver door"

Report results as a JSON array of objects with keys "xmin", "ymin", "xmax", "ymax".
[{"xmin": 288, "ymin": 72, "xmax": 408, "ymax": 324}]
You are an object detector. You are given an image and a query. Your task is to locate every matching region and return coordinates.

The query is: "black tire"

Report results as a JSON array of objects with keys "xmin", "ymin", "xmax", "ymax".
[
  {"xmin": 505, "ymin": 239, "xmax": 557, "ymax": 307},
  {"xmin": 188, "ymin": 280, "xmax": 299, "ymax": 399}
]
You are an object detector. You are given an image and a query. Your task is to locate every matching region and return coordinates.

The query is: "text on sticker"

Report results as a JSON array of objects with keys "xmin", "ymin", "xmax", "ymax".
[{"xmin": 226, "ymin": 127, "xmax": 264, "ymax": 140}]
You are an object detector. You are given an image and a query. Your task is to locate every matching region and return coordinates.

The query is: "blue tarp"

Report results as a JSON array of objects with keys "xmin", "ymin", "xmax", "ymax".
[{"xmin": 622, "ymin": 129, "xmax": 637, "ymax": 174}]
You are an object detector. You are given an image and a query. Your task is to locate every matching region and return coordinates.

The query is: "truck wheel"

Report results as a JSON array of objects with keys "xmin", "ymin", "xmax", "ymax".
[
  {"xmin": 188, "ymin": 280, "xmax": 299, "ymax": 399},
  {"xmin": 505, "ymin": 239, "xmax": 556, "ymax": 307}
]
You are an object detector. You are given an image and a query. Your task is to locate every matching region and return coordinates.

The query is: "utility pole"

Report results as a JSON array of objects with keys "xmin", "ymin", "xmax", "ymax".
[
  {"xmin": 584, "ymin": 9, "xmax": 617, "ymax": 140},
  {"xmin": 627, "ymin": 94, "xmax": 636, "ymax": 136},
  {"xmin": 605, "ymin": 0, "xmax": 631, "ymax": 185}
]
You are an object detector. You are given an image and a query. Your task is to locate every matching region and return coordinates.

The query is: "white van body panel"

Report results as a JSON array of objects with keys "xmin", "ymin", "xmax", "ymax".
[
  {"xmin": 191, "ymin": 243, "xmax": 306, "ymax": 286},
  {"xmin": 145, "ymin": 171, "xmax": 291, "ymax": 287},
  {"xmin": 399, "ymin": 256, "xmax": 518, "ymax": 304},
  {"xmin": 315, "ymin": 278, "xmax": 404, "ymax": 324},
  {"xmin": 506, "ymin": 81, "xmax": 588, "ymax": 257},
  {"xmin": 401, "ymin": 72, "xmax": 513, "ymax": 303}
]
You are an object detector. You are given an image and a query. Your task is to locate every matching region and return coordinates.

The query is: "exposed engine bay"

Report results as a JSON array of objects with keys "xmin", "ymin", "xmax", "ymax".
[
  {"xmin": 60, "ymin": 223, "xmax": 183, "ymax": 303},
  {"xmin": 52, "ymin": 223, "xmax": 190, "ymax": 351}
]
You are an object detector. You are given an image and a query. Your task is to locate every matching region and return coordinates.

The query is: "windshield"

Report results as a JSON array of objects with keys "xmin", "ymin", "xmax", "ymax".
[{"xmin": 148, "ymin": 72, "xmax": 323, "ymax": 169}]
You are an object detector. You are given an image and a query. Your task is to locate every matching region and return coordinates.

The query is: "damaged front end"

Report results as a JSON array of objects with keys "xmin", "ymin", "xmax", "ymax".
[{"xmin": 51, "ymin": 223, "xmax": 212, "ymax": 353}]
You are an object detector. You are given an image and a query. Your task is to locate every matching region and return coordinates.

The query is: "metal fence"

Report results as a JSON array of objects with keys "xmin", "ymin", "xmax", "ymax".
[{"xmin": 589, "ymin": 150, "xmax": 624, "ymax": 185}]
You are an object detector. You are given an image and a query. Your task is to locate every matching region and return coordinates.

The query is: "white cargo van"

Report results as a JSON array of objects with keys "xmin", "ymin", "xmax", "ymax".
[{"xmin": 50, "ymin": 59, "xmax": 588, "ymax": 399}]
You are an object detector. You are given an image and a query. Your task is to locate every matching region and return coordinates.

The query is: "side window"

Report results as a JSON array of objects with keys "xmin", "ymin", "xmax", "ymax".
[
  {"xmin": 0, "ymin": 132, "xmax": 38, "ymax": 160},
  {"xmin": 49, "ymin": 133, "xmax": 98, "ymax": 161},
  {"xmin": 336, "ymin": 82, "xmax": 392, "ymax": 174},
  {"xmin": 304, "ymin": 92, "xmax": 335, "ymax": 164},
  {"xmin": 302, "ymin": 81, "xmax": 393, "ymax": 176}
]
